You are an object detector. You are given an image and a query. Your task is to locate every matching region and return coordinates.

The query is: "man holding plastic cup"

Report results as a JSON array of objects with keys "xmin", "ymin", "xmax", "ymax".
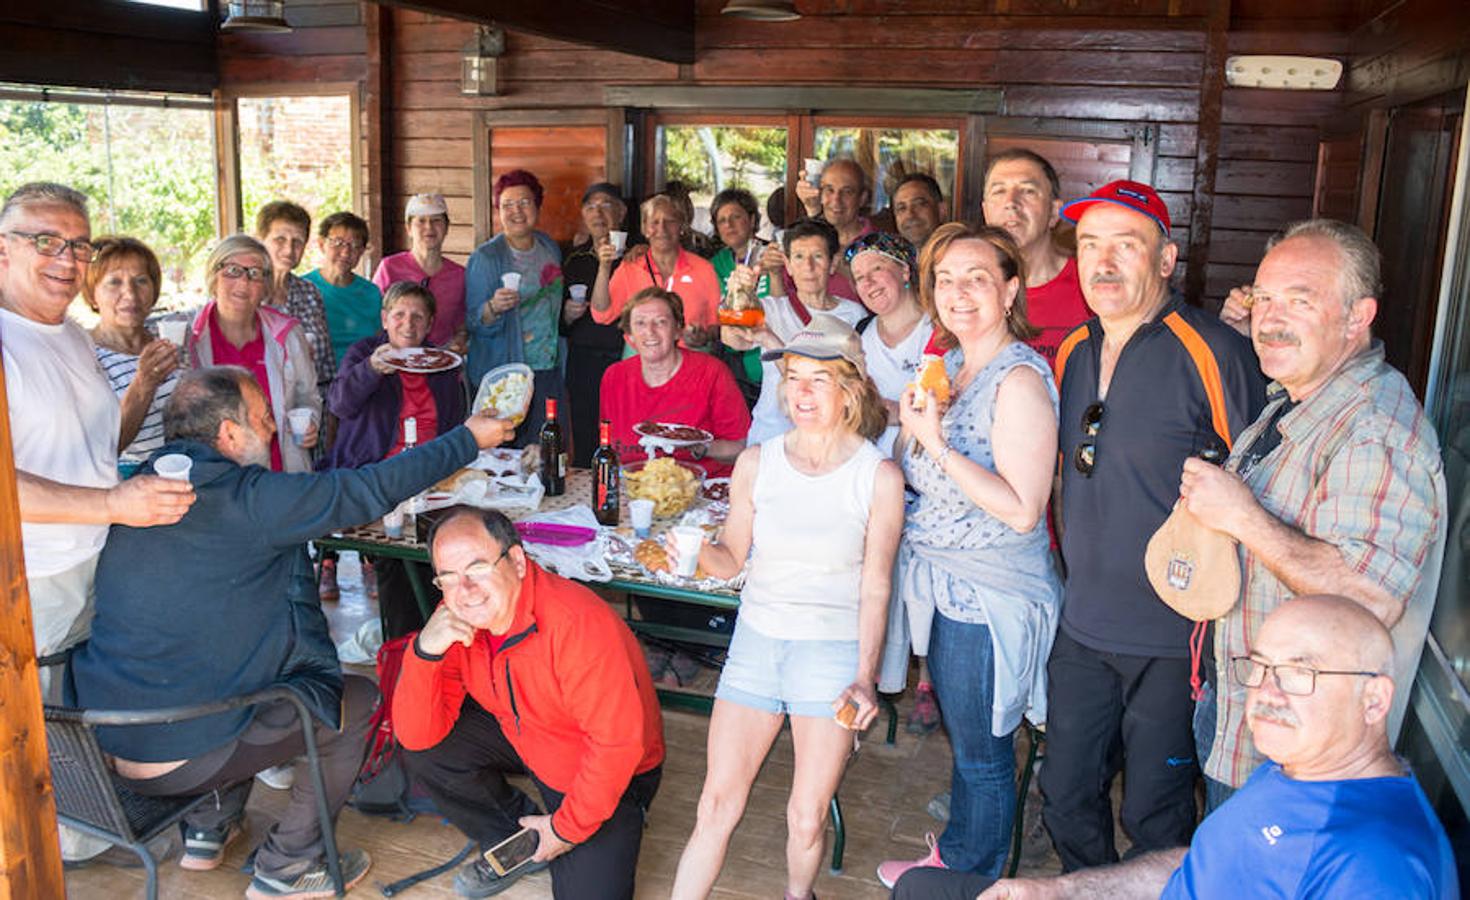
[
  {"xmin": 465, "ymin": 169, "xmax": 567, "ymax": 447},
  {"xmin": 67, "ymin": 364, "xmax": 514, "ymax": 893}
]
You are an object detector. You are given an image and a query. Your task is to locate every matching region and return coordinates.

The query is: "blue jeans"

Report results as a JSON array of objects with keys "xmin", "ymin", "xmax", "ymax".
[{"xmin": 928, "ymin": 614, "xmax": 1014, "ymax": 877}]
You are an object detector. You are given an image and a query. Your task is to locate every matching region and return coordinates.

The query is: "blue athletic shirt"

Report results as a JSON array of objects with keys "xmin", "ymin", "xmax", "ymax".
[{"xmin": 1161, "ymin": 762, "xmax": 1458, "ymax": 899}]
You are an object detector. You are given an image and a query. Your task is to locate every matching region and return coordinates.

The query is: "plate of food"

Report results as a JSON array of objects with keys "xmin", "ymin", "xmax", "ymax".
[
  {"xmin": 623, "ymin": 457, "xmax": 703, "ymax": 518},
  {"xmin": 701, "ymin": 477, "xmax": 731, "ymax": 504},
  {"xmin": 383, "ymin": 346, "xmax": 463, "ymax": 373},
  {"xmin": 633, "ymin": 421, "xmax": 713, "ymax": 447},
  {"xmin": 473, "ymin": 363, "xmax": 535, "ymax": 427}
]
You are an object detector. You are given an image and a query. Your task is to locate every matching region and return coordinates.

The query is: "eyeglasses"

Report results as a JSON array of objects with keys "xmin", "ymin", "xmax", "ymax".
[
  {"xmin": 499, "ymin": 198, "xmax": 536, "ymax": 212},
  {"xmin": 217, "ymin": 263, "xmax": 268, "ymax": 283},
  {"xmin": 325, "ymin": 237, "xmax": 364, "ymax": 252},
  {"xmin": 583, "ymin": 200, "xmax": 618, "ymax": 212},
  {"xmin": 1230, "ymin": 656, "xmax": 1379, "ymax": 697},
  {"xmin": 1073, "ymin": 401, "xmax": 1105, "ymax": 477},
  {"xmin": 431, "ymin": 546, "xmax": 511, "ymax": 593},
  {"xmin": 5, "ymin": 230, "xmax": 97, "ymax": 263}
]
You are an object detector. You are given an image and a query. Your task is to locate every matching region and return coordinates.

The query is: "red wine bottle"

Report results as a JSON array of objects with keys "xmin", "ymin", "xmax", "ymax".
[
  {"xmin": 591, "ymin": 419, "xmax": 620, "ymax": 526},
  {"xmin": 539, "ymin": 398, "xmax": 565, "ymax": 496}
]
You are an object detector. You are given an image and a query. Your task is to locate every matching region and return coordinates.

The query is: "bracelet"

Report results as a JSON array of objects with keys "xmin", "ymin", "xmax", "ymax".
[{"xmin": 933, "ymin": 444, "xmax": 952, "ymax": 468}]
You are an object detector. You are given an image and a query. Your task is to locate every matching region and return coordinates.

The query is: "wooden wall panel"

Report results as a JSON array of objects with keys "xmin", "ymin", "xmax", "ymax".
[{"xmin": 487, "ymin": 125, "xmax": 608, "ymax": 246}]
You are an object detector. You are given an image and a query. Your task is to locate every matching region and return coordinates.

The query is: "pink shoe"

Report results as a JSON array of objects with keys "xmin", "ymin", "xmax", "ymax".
[{"xmin": 876, "ymin": 832, "xmax": 945, "ymax": 888}]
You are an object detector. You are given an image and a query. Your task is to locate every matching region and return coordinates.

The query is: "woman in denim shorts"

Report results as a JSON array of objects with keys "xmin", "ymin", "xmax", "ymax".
[{"xmin": 669, "ymin": 314, "xmax": 905, "ymax": 900}]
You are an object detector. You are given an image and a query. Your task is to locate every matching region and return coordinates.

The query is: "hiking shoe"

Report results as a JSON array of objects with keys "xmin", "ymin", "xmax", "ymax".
[
  {"xmin": 453, "ymin": 855, "xmax": 550, "ymax": 898},
  {"xmin": 906, "ymin": 681, "xmax": 941, "ymax": 735},
  {"xmin": 246, "ymin": 848, "xmax": 371, "ymax": 899},
  {"xmin": 876, "ymin": 832, "xmax": 945, "ymax": 888},
  {"xmin": 318, "ymin": 558, "xmax": 340, "ymax": 602},
  {"xmin": 255, "ymin": 763, "xmax": 296, "ymax": 790},
  {"xmin": 179, "ymin": 821, "xmax": 242, "ymax": 871},
  {"xmin": 360, "ymin": 556, "xmax": 378, "ymax": 602}
]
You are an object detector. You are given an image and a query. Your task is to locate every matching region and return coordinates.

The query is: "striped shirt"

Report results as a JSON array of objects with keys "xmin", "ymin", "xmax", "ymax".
[
  {"xmin": 271, "ymin": 272, "xmax": 335, "ymax": 392},
  {"xmin": 94, "ymin": 343, "xmax": 181, "ymax": 465},
  {"xmin": 1206, "ymin": 341, "xmax": 1446, "ymax": 787}
]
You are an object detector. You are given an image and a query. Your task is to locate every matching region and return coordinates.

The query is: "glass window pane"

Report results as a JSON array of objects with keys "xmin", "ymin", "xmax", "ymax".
[
  {"xmin": 812, "ymin": 126, "xmax": 959, "ymax": 216},
  {"xmin": 0, "ymin": 97, "xmax": 218, "ymax": 313},
  {"xmin": 655, "ymin": 124, "xmax": 788, "ymax": 240},
  {"xmin": 1431, "ymin": 262, "xmax": 1470, "ymax": 687},
  {"xmin": 237, "ymin": 95, "xmax": 355, "ymax": 272}
]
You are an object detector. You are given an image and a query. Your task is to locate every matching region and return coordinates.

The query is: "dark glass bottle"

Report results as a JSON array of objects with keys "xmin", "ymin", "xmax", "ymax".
[
  {"xmin": 539, "ymin": 397, "xmax": 565, "ymax": 496},
  {"xmin": 591, "ymin": 419, "xmax": 620, "ymax": 526}
]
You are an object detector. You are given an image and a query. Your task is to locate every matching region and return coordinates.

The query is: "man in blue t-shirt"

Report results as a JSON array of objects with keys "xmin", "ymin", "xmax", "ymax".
[{"xmin": 893, "ymin": 595, "xmax": 1458, "ymax": 899}]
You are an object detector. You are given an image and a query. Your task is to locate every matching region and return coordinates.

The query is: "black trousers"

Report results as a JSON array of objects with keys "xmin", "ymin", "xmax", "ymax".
[
  {"xmin": 402, "ymin": 696, "xmax": 660, "ymax": 900},
  {"xmin": 1038, "ymin": 630, "xmax": 1198, "ymax": 871},
  {"xmin": 373, "ymin": 557, "xmax": 436, "ymax": 639},
  {"xmin": 118, "ymin": 675, "xmax": 377, "ymax": 879},
  {"xmin": 891, "ymin": 867, "xmax": 996, "ymax": 899}
]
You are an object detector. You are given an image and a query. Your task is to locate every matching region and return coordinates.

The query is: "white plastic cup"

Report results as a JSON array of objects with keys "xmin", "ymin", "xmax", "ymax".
[
  {"xmin": 771, "ymin": 228, "xmax": 786, "ymax": 249},
  {"xmin": 569, "ymin": 283, "xmax": 588, "ymax": 302},
  {"xmin": 501, "ymin": 272, "xmax": 522, "ymax": 292},
  {"xmin": 609, "ymin": 231, "xmax": 628, "ymax": 254},
  {"xmin": 670, "ymin": 525, "xmax": 705, "ymax": 578},
  {"xmin": 382, "ymin": 504, "xmax": 405, "ymax": 539},
  {"xmin": 804, "ymin": 157, "xmax": 823, "ymax": 184},
  {"xmin": 154, "ymin": 453, "xmax": 192, "ymax": 483},
  {"xmin": 287, "ymin": 407, "xmax": 314, "ymax": 446},
  {"xmin": 156, "ymin": 317, "xmax": 188, "ymax": 347},
  {"xmin": 630, "ymin": 499, "xmax": 655, "ymax": 538}
]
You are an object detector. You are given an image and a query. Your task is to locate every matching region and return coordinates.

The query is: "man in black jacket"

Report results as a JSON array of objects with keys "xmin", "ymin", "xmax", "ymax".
[{"xmin": 68, "ymin": 365, "xmax": 512, "ymax": 898}]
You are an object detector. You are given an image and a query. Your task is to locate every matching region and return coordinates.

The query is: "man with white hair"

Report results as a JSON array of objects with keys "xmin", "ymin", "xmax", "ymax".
[{"xmin": 1179, "ymin": 219, "xmax": 1447, "ymax": 809}]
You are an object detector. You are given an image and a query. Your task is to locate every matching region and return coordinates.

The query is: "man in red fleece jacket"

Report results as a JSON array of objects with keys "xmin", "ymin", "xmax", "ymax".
[{"xmin": 393, "ymin": 507, "xmax": 664, "ymax": 899}]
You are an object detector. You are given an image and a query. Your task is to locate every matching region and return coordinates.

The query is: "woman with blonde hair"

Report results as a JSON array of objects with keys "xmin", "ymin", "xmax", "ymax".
[
  {"xmin": 185, "ymin": 233, "xmax": 320, "ymax": 473},
  {"xmin": 670, "ymin": 314, "xmax": 904, "ymax": 900},
  {"xmin": 876, "ymin": 223, "xmax": 1062, "ymax": 888}
]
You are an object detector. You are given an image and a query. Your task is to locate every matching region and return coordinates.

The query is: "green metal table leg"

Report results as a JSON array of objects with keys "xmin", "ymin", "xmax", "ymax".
[
  {"xmin": 403, "ymin": 560, "xmax": 435, "ymax": 622},
  {"xmin": 1006, "ymin": 724, "xmax": 1045, "ymax": 878},
  {"xmin": 828, "ymin": 794, "xmax": 844, "ymax": 874},
  {"xmin": 881, "ymin": 694, "xmax": 898, "ymax": 745}
]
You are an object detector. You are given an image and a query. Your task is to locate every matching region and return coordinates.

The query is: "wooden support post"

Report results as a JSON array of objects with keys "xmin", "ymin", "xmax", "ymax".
[
  {"xmin": 1184, "ymin": 0, "xmax": 1229, "ymax": 306},
  {"xmin": 0, "ymin": 351, "xmax": 64, "ymax": 899},
  {"xmin": 363, "ymin": 1, "xmax": 394, "ymax": 265}
]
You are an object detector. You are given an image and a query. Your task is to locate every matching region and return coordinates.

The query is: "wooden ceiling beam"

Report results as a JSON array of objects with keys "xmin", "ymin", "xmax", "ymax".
[{"xmin": 374, "ymin": 0, "xmax": 694, "ymax": 64}]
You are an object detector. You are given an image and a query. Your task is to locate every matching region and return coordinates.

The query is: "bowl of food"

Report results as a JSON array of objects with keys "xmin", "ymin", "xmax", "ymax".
[
  {"xmin": 474, "ymin": 363, "xmax": 534, "ymax": 427},
  {"xmin": 622, "ymin": 457, "xmax": 702, "ymax": 518}
]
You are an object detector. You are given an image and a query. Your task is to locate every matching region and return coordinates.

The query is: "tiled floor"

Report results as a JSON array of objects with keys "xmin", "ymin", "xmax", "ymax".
[{"xmin": 64, "ymin": 551, "xmax": 1067, "ymax": 899}]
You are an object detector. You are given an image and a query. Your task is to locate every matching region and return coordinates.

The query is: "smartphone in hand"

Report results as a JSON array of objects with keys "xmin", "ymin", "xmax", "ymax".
[
  {"xmin": 483, "ymin": 826, "xmax": 540, "ymax": 876},
  {"xmin": 834, "ymin": 698, "xmax": 860, "ymax": 729}
]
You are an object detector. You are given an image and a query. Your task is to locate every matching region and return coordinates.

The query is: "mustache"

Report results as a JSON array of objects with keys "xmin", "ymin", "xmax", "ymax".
[
  {"xmin": 1090, "ymin": 273, "xmax": 1125, "ymax": 286},
  {"xmin": 1248, "ymin": 702, "xmax": 1300, "ymax": 728},
  {"xmin": 1256, "ymin": 330, "xmax": 1300, "ymax": 346}
]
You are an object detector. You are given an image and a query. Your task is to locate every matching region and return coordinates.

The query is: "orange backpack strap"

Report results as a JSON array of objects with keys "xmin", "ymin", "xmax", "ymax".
[
  {"xmin": 1162, "ymin": 311, "xmax": 1233, "ymax": 450},
  {"xmin": 1053, "ymin": 324, "xmax": 1090, "ymax": 386}
]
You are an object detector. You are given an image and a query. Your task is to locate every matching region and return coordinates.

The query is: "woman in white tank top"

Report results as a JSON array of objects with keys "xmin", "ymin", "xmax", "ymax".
[{"xmin": 669, "ymin": 315, "xmax": 905, "ymax": 900}]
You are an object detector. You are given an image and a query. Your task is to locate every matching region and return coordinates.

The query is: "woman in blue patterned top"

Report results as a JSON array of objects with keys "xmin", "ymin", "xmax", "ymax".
[{"xmin": 877, "ymin": 223, "xmax": 1062, "ymax": 887}]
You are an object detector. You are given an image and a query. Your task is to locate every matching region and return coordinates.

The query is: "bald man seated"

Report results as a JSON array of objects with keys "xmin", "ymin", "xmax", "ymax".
[{"xmin": 894, "ymin": 595, "xmax": 1459, "ymax": 900}]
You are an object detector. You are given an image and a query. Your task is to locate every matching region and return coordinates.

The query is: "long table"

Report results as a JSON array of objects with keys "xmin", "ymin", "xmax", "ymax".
[{"xmin": 316, "ymin": 467, "xmax": 741, "ymax": 712}]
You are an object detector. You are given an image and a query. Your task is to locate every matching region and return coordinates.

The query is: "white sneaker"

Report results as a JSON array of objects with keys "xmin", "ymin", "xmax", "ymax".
[{"xmin": 254, "ymin": 763, "xmax": 295, "ymax": 790}]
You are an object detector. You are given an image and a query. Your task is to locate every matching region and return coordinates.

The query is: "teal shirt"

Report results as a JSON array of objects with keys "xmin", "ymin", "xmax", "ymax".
[{"xmin": 305, "ymin": 271, "xmax": 383, "ymax": 366}]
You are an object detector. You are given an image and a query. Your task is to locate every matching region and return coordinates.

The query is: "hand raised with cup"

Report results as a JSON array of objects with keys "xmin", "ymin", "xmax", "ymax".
[
  {"xmin": 106, "ymin": 474, "xmax": 195, "ymax": 527},
  {"xmin": 133, "ymin": 339, "xmax": 180, "ymax": 395}
]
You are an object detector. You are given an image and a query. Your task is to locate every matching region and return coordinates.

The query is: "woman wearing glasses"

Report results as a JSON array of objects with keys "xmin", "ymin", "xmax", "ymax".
[
  {"xmin": 185, "ymin": 234, "xmax": 321, "ymax": 473},
  {"xmin": 877, "ymin": 223, "xmax": 1061, "ymax": 887},
  {"xmin": 82, "ymin": 237, "xmax": 181, "ymax": 477},
  {"xmin": 464, "ymin": 169, "xmax": 566, "ymax": 445}
]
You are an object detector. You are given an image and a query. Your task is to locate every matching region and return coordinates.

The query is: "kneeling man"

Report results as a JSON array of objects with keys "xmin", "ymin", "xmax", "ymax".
[{"xmin": 394, "ymin": 508, "xmax": 665, "ymax": 899}]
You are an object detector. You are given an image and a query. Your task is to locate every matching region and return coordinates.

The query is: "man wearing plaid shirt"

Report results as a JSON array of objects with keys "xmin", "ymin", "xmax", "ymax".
[{"xmin": 1180, "ymin": 218, "xmax": 1447, "ymax": 809}]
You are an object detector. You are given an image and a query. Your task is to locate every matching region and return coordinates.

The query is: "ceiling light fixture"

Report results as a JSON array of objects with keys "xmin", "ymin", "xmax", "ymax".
[
  {"xmin": 720, "ymin": 0, "xmax": 801, "ymax": 22},
  {"xmin": 1225, "ymin": 55, "xmax": 1342, "ymax": 90},
  {"xmin": 220, "ymin": 0, "xmax": 292, "ymax": 33}
]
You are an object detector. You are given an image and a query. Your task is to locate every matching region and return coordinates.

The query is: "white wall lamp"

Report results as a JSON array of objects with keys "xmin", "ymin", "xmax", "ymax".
[
  {"xmin": 461, "ymin": 25, "xmax": 507, "ymax": 96},
  {"xmin": 1225, "ymin": 55, "xmax": 1343, "ymax": 90},
  {"xmin": 721, "ymin": 0, "xmax": 801, "ymax": 22}
]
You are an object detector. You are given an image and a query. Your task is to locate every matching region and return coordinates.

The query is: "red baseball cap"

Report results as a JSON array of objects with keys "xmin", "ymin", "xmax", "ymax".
[{"xmin": 1061, "ymin": 180, "xmax": 1171, "ymax": 235}]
